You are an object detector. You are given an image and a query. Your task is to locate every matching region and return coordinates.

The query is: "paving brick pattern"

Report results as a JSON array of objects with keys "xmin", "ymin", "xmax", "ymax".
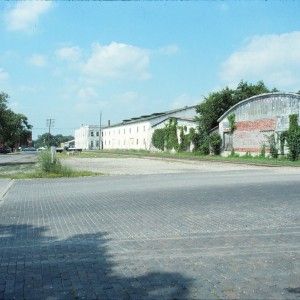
[{"xmin": 0, "ymin": 171, "xmax": 299, "ymax": 299}]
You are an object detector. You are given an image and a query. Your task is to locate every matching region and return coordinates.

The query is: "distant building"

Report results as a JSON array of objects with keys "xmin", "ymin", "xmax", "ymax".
[
  {"xmin": 101, "ymin": 106, "xmax": 197, "ymax": 151},
  {"xmin": 75, "ymin": 125, "xmax": 103, "ymax": 150},
  {"xmin": 218, "ymin": 92, "xmax": 300, "ymax": 153}
]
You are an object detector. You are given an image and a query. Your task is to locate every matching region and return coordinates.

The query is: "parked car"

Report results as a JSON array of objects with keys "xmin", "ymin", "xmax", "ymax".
[
  {"xmin": 22, "ymin": 147, "xmax": 37, "ymax": 152},
  {"xmin": 37, "ymin": 147, "xmax": 46, "ymax": 151},
  {"xmin": 0, "ymin": 147, "xmax": 12, "ymax": 154}
]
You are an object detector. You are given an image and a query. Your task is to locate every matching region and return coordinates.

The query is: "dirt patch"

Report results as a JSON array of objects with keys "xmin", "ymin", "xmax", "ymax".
[{"xmin": 62, "ymin": 156, "xmax": 267, "ymax": 175}]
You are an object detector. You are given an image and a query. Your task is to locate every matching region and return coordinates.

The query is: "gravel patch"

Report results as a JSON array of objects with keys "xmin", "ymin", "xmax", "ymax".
[{"xmin": 62, "ymin": 156, "xmax": 269, "ymax": 175}]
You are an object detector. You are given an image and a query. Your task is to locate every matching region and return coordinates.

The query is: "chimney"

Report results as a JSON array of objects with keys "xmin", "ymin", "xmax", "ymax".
[{"xmin": 108, "ymin": 120, "xmax": 111, "ymax": 127}]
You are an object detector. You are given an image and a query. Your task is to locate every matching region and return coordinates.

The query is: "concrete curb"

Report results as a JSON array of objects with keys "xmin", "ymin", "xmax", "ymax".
[{"xmin": 0, "ymin": 179, "xmax": 14, "ymax": 200}]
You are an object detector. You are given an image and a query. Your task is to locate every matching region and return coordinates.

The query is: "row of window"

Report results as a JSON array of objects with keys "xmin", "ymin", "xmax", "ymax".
[
  {"xmin": 104, "ymin": 139, "xmax": 146, "ymax": 146},
  {"xmin": 88, "ymin": 126, "xmax": 148, "ymax": 137},
  {"xmin": 103, "ymin": 126, "xmax": 147, "ymax": 136}
]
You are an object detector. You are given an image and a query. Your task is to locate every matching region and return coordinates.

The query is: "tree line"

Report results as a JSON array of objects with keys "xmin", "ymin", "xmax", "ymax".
[{"xmin": 34, "ymin": 133, "xmax": 74, "ymax": 148}]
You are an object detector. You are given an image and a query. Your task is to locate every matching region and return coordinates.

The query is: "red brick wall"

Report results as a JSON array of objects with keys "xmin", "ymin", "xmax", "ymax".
[{"xmin": 233, "ymin": 118, "xmax": 276, "ymax": 152}]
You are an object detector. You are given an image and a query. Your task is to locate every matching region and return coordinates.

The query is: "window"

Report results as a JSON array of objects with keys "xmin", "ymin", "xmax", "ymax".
[
  {"xmin": 96, "ymin": 141, "xmax": 99, "ymax": 147},
  {"xmin": 129, "ymin": 128, "xmax": 131, "ymax": 133},
  {"xmin": 143, "ymin": 126, "xmax": 146, "ymax": 132},
  {"xmin": 96, "ymin": 132, "xmax": 99, "ymax": 136},
  {"xmin": 91, "ymin": 131, "xmax": 94, "ymax": 137},
  {"xmin": 91, "ymin": 141, "xmax": 94, "ymax": 147},
  {"xmin": 137, "ymin": 127, "xmax": 139, "ymax": 133},
  {"xmin": 124, "ymin": 129, "xmax": 126, "ymax": 134},
  {"xmin": 137, "ymin": 139, "xmax": 138, "ymax": 145}
]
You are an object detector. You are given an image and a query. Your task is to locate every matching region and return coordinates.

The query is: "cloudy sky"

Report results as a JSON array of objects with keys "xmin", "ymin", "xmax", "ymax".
[{"xmin": 1, "ymin": 1, "xmax": 300, "ymax": 139}]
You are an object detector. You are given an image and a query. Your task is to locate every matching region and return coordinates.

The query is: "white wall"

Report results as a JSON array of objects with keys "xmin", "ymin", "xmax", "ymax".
[{"xmin": 75, "ymin": 125, "xmax": 101, "ymax": 150}]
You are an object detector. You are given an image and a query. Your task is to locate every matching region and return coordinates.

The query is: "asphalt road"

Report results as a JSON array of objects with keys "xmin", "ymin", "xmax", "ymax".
[{"xmin": 0, "ymin": 168, "xmax": 300, "ymax": 299}]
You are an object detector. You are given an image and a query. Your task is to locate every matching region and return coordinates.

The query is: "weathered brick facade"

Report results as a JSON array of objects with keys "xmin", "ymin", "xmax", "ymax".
[
  {"xmin": 218, "ymin": 93, "xmax": 300, "ymax": 154},
  {"xmin": 233, "ymin": 118, "xmax": 276, "ymax": 152}
]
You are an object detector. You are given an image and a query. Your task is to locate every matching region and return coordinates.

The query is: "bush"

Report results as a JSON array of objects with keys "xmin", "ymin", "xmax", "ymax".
[
  {"xmin": 38, "ymin": 150, "xmax": 72, "ymax": 175},
  {"xmin": 199, "ymin": 139, "xmax": 210, "ymax": 155},
  {"xmin": 260, "ymin": 144, "xmax": 266, "ymax": 158},
  {"xmin": 286, "ymin": 114, "xmax": 300, "ymax": 161},
  {"xmin": 151, "ymin": 128, "xmax": 165, "ymax": 151},
  {"xmin": 209, "ymin": 132, "xmax": 222, "ymax": 155}
]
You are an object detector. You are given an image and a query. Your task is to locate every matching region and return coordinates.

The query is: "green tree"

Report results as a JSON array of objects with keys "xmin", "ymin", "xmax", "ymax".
[
  {"xmin": 232, "ymin": 80, "xmax": 270, "ymax": 103},
  {"xmin": 0, "ymin": 92, "xmax": 32, "ymax": 148},
  {"xmin": 286, "ymin": 114, "xmax": 300, "ymax": 161}
]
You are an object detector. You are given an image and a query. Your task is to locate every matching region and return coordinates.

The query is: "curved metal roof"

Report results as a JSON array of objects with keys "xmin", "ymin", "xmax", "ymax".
[{"xmin": 218, "ymin": 92, "xmax": 300, "ymax": 122}]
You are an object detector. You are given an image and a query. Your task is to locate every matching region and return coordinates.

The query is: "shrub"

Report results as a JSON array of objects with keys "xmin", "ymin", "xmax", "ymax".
[
  {"xmin": 266, "ymin": 134, "xmax": 278, "ymax": 159},
  {"xmin": 279, "ymin": 131, "xmax": 287, "ymax": 155},
  {"xmin": 209, "ymin": 132, "xmax": 222, "ymax": 155},
  {"xmin": 38, "ymin": 150, "xmax": 72, "ymax": 175},
  {"xmin": 260, "ymin": 144, "xmax": 266, "ymax": 158},
  {"xmin": 151, "ymin": 128, "xmax": 165, "ymax": 151},
  {"xmin": 286, "ymin": 114, "xmax": 300, "ymax": 161}
]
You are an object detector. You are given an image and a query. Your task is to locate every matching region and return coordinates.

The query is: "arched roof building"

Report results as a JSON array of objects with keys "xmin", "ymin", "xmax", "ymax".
[{"xmin": 218, "ymin": 92, "xmax": 300, "ymax": 153}]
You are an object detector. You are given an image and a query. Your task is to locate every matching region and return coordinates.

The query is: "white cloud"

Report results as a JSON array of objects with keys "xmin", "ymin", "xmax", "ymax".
[
  {"xmin": 219, "ymin": 31, "xmax": 300, "ymax": 90},
  {"xmin": 77, "ymin": 87, "xmax": 97, "ymax": 101},
  {"xmin": 28, "ymin": 54, "xmax": 47, "ymax": 67},
  {"xmin": 0, "ymin": 68, "xmax": 9, "ymax": 81},
  {"xmin": 4, "ymin": 2, "xmax": 53, "ymax": 32},
  {"xmin": 55, "ymin": 46, "xmax": 82, "ymax": 62},
  {"xmin": 82, "ymin": 42, "xmax": 151, "ymax": 80},
  {"xmin": 158, "ymin": 44, "xmax": 179, "ymax": 55}
]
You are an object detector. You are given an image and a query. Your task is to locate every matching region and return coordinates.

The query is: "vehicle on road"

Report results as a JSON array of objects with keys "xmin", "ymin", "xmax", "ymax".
[
  {"xmin": 22, "ymin": 147, "xmax": 37, "ymax": 152},
  {"xmin": 0, "ymin": 147, "xmax": 12, "ymax": 154}
]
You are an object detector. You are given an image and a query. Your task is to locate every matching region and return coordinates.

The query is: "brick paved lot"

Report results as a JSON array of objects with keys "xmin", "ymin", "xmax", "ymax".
[{"xmin": 0, "ymin": 170, "xmax": 300, "ymax": 299}]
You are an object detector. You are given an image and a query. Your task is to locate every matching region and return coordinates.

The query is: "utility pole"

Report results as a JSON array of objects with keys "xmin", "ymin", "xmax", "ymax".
[
  {"xmin": 99, "ymin": 112, "xmax": 102, "ymax": 150},
  {"xmin": 46, "ymin": 118, "xmax": 55, "ymax": 147}
]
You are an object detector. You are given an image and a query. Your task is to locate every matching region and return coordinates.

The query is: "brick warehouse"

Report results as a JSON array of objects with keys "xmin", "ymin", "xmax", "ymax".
[{"xmin": 218, "ymin": 92, "xmax": 300, "ymax": 153}]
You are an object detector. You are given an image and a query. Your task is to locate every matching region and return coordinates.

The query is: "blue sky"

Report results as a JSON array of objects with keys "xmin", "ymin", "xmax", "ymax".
[{"xmin": 1, "ymin": 1, "xmax": 300, "ymax": 139}]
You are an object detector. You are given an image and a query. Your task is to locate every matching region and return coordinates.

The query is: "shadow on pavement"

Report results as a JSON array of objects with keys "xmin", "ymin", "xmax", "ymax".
[{"xmin": 0, "ymin": 224, "xmax": 192, "ymax": 299}]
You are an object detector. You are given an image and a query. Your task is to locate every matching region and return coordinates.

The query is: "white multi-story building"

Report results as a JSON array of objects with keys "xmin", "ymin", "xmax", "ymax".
[
  {"xmin": 74, "ymin": 106, "xmax": 198, "ymax": 151},
  {"xmin": 75, "ymin": 125, "xmax": 103, "ymax": 150},
  {"xmin": 102, "ymin": 106, "xmax": 197, "ymax": 150}
]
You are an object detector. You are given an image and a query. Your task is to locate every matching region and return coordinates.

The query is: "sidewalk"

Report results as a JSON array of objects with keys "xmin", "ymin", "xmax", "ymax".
[{"xmin": 0, "ymin": 178, "xmax": 13, "ymax": 199}]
